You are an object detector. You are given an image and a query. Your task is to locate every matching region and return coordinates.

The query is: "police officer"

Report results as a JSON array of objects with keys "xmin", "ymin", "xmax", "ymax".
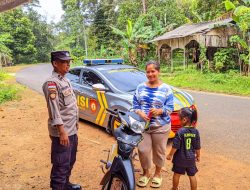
[{"xmin": 42, "ymin": 51, "xmax": 82, "ymax": 190}]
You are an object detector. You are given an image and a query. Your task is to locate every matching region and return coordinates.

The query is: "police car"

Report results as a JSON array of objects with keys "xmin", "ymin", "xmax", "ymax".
[{"xmin": 66, "ymin": 59, "xmax": 197, "ymax": 138}]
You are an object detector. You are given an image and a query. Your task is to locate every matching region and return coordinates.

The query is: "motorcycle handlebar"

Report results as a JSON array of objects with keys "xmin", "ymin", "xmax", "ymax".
[{"xmin": 106, "ymin": 108, "xmax": 117, "ymax": 115}]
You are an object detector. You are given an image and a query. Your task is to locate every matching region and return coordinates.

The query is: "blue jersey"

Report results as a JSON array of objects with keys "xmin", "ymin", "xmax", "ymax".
[
  {"xmin": 132, "ymin": 83, "xmax": 174, "ymax": 127},
  {"xmin": 172, "ymin": 126, "xmax": 201, "ymax": 167}
]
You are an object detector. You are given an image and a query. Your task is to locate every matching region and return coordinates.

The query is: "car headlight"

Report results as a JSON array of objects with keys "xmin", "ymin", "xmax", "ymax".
[{"xmin": 129, "ymin": 116, "xmax": 145, "ymax": 134}]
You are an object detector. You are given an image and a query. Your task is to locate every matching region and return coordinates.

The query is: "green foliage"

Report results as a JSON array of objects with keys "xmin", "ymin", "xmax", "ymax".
[
  {"xmin": 116, "ymin": 0, "xmax": 141, "ymax": 29},
  {"xmin": 0, "ymin": 84, "xmax": 20, "ymax": 104},
  {"xmin": 57, "ymin": 0, "xmax": 99, "ymax": 57},
  {"xmin": 0, "ymin": 9, "xmax": 37, "ymax": 64},
  {"xmin": 198, "ymin": 45, "xmax": 209, "ymax": 72},
  {"xmin": 0, "ymin": 71, "xmax": 9, "ymax": 81},
  {"xmin": 161, "ymin": 68, "xmax": 250, "ymax": 96},
  {"xmin": 177, "ymin": 0, "xmax": 225, "ymax": 22},
  {"xmin": 225, "ymin": 0, "xmax": 250, "ymax": 75},
  {"xmin": 240, "ymin": 53, "xmax": 249, "ymax": 64},
  {"xmin": 230, "ymin": 35, "xmax": 248, "ymax": 48},
  {"xmin": 26, "ymin": 7, "xmax": 54, "ymax": 62},
  {"xmin": 0, "ymin": 71, "xmax": 22, "ymax": 104},
  {"xmin": 224, "ymin": 0, "xmax": 236, "ymax": 11},
  {"xmin": 133, "ymin": 14, "xmax": 165, "ymax": 43},
  {"xmin": 92, "ymin": 1, "xmax": 118, "ymax": 50},
  {"xmin": 0, "ymin": 35, "xmax": 12, "ymax": 66},
  {"xmin": 225, "ymin": 0, "xmax": 250, "ymax": 37},
  {"xmin": 117, "ymin": 0, "xmax": 187, "ymax": 29},
  {"xmin": 214, "ymin": 48, "xmax": 237, "ymax": 72}
]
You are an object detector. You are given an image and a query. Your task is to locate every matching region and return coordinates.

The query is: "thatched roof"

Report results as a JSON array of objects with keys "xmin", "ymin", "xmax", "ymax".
[
  {"xmin": 152, "ymin": 18, "xmax": 234, "ymax": 42},
  {"xmin": 0, "ymin": 0, "xmax": 30, "ymax": 12}
]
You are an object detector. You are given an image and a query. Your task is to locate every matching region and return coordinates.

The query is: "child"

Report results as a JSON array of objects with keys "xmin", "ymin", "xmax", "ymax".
[{"xmin": 167, "ymin": 107, "xmax": 200, "ymax": 190}]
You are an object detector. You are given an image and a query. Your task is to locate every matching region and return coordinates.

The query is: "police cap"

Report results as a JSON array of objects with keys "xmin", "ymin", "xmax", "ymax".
[{"xmin": 51, "ymin": 51, "xmax": 72, "ymax": 62}]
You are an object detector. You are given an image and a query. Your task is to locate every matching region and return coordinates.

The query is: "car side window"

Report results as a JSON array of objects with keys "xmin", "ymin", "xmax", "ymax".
[
  {"xmin": 82, "ymin": 71, "xmax": 105, "ymax": 87},
  {"xmin": 68, "ymin": 69, "xmax": 81, "ymax": 83}
]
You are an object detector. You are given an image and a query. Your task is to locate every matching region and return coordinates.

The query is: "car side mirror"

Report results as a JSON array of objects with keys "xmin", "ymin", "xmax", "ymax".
[{"xmin": 92, "ymin": 83, "xmax": 107, "ymax": 92}]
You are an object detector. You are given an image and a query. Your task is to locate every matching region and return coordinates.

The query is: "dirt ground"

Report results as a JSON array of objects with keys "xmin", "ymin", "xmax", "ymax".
[{"xmin": 1, "ymin": 69, "xmax": 250, "ymax": 190}]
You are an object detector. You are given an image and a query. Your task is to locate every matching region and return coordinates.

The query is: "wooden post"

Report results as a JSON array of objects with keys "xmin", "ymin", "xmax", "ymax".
[
  {"xmin": 183, "ymin": 48, "xmax": 186, "ymax": 70},
  {"xmin": 171, "ymin": 49, "xmax": 173, "ymax": 72},
  {"xmin": 157, "ymin": 45, "xmax": 161, "ymax": 64}
]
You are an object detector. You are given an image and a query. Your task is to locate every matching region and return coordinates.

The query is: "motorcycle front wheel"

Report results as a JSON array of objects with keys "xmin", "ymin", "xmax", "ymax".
[{"xmin": 101, "ymin": 174, "xmax": 128, "ymax": 190}]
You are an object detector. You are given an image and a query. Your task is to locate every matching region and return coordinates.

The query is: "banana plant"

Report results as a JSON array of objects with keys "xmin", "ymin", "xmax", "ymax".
[
  {"xmin": 110, "ymin": 19, "xmax": 137, "ymax": 65},
  {"xmin": 110, "ymin": 15, "xmax": 165, "ymax": 65},
  {"xmin": 224, "ymin": 0, "xmax": 250, "ymax": 75}
]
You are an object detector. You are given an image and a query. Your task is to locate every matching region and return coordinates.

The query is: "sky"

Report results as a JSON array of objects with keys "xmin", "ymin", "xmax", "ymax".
[{"xmin": 35, "ymin": 0, "xmax": 64, "ymax": 23}]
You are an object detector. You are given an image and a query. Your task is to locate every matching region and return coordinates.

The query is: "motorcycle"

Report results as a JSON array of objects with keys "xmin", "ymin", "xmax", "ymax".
[{"xmin": 100, "ymin": 108, "xmax": 146, "ymax": 190}]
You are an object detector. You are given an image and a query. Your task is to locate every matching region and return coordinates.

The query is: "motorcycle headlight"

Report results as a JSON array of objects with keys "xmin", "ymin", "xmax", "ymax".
[
  {"xmin": 129, "ymin": 116, "xmax": 145, "ymax": 134},
  {"xmin": 120, "ymin": 117, "xmax": 128, "ymax": 126}
]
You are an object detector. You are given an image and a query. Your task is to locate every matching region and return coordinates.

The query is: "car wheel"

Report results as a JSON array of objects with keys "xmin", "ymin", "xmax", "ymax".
[{"xmin": 111, "ymin": 116, "xmax": 121, "ymax": 135}]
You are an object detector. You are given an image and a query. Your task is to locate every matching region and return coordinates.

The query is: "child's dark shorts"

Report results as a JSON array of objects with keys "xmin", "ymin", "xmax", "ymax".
[{"xmin": 172, "ymin": 164, "xmax": 198, "ymax": 176}]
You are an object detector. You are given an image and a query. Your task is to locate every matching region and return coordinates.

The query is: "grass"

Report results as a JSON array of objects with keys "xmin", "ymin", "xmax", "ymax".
[
  {"xmin": 0, "ymin": 68, "xmax": 24, "ymax": 104},
  {"xmin": 161, "ymin": 67, "xmax": 250, "ymax": 96}
]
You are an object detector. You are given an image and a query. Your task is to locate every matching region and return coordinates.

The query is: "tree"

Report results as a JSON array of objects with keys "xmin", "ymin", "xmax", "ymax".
[
  {"xmin": 92, "ymin": 1, "xmax": 118, "ymax": 50},
  {"xmin": 225, "ymin": 0, "xmax": 250, "ymax": 75},
  {"xmin": 58, "ymin": 0, "xmax": 99, "ymax": 58},
  {"xmin": 0, "ymin": 35, "xmax": 12, "ymax": 67},
  {"xmin": 117, "ymin": 0, "xmax": 186, "ymax": 29},
  {"xmin": 111, "ymin": 15, "xmax": 165, "ymax": 64},
  {"xmin": 0, "ymin": 9, "xmax": 36, "ymax": 64},
  {"xmin": 111, "ymin": 20, "xmax": 137, "ymax": 65},
  {"xmin": 142, "ymin": 0, "xmax": 147, "ymax": 14},
  {"xmin": 25, "ymin": 7, "xmax": 54, "ymax": 62}
]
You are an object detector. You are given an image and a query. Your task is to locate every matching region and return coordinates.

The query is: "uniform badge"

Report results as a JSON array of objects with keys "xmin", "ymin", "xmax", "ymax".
[
  {"xmin": 62, "ymin": 87, "xmax": 72, "ymax": 96},
  {"xmin": 50, "ymin": 93, "xmax": 56, "ymax": 100}
]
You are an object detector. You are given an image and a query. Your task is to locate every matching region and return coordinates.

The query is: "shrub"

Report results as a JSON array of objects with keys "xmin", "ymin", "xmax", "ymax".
[
  {"xmin": 0, "ymin": 84, "xmax": 20, "ymax": 104},
  {"xmin": 214, "ymin": 48, "xmax": 237, "ymax": 72},
  {"xmin": 0, "ymin": 70, "xmax": 9, "ymax": 81},
  {"xmin": 0, "ymin": 70, "xmax": 22, "ymax": 104}
]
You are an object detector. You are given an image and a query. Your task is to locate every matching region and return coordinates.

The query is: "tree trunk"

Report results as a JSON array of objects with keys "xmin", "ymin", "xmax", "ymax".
[
  {"xmin": 248, "ymin": 40, "xmax": 250, "ymax": 76},
  {"xmin": 128, "ymin": 48, "xmax": 137, "ymax": 66},
  {"xmin": 142, "ymin": 0, "xmax": 147, "ymax": 14},
  {"xmin": 0, "ymin": 54, "xmax": 2, "ymax": 68},
  {"xmin": 237, "ymin": 48, "xmax": 241, "ymax": 75}
]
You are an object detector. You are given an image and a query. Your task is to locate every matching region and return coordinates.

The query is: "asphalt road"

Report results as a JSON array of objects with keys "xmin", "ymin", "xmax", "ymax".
[{"xmin": 16, "ymin": 64, "xmax": 250, "ymax": 164}]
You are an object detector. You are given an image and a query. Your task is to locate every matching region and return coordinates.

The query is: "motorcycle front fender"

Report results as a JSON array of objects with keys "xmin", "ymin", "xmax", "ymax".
[
  {"xmin": 100, "ymin": 170, "xmax": 111, "ymax": 185},
  {"xmin": 111, "ymin": 156, "xmax": 135, "ymax": 190}
]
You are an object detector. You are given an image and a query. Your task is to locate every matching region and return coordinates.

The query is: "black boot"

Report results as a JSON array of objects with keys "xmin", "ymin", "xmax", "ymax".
[{"xmin": 64, "ymin": 182, "xmax": 82, "ymax": 190}]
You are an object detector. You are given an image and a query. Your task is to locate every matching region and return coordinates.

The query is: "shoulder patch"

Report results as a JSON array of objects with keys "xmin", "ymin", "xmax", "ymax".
[
  {"xmin": 47, "ymin": 81, "xmax": 57, "ymax": 91},
  {"xmin": 47, "ymin": 82, "xmax": 57, "ymax": 100}
]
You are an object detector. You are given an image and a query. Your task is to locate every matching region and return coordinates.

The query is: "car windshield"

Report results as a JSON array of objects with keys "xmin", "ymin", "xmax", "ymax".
[{"xmin": 100, "ymin": 68, "xmax": 147, "ymax": 92}]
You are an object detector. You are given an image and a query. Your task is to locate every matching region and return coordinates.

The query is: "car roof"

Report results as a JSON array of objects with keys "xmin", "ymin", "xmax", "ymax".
[{"xmin": 73, "ymin": 64, "xmax": 137, "ymax": 72}]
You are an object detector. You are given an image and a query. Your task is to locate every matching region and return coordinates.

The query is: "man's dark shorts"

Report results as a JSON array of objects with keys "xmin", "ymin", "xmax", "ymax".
[{"xmin": 172, "ymin": 164, "xmax": 198, "ymax": 176}]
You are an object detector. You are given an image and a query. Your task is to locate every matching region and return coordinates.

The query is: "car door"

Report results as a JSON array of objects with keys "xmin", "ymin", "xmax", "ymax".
[{"xmin": 77, "ymin": 69, "xmax": 108, "ymax": 124}]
